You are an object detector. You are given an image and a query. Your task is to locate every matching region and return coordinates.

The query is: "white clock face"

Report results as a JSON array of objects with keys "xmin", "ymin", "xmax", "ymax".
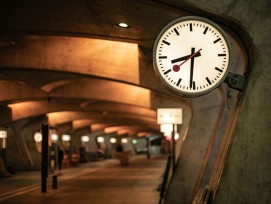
[{"xmin": 153, "ymin": 16, "xmax": 230, "ymax": 97}]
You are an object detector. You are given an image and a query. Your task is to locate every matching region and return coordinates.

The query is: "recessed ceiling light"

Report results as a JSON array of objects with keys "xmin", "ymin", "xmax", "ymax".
[{"xmin": 115, "ymin": 22, "xmax": 131, "ymax": 28}]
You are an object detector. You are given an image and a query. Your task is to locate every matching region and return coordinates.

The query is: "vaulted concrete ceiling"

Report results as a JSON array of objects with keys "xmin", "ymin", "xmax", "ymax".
[{"xmin": 0, "ymin": 0, "xmax": 246, "ymax": 137}]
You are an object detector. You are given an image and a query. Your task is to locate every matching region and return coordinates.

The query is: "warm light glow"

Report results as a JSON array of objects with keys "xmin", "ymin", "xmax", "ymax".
[
  {"xmin": 48, "ymin": 111, "xmax": 94, "ymax": 126},
  {"xmin": 104, "ymin": 126, "xmax": 127, "ymax": 134},
  {"xmin": 118, "ymin": 130, "xmax": 130, "ymax": 135},
  {"xmin": 137, "ymin": 132, "xmax": 153, "ymax": 137},
  {"xmin": 81, "ymin": 136, "xmax": 89, "ymax": 142},
  {"xmin": 0, "ymin": 130, "xmax": 7, "ymax": 138},
  {"xmin": 34, "ymin": 132, "xmax": 42, "ymax": 142},
  {"xmin": 91, "ymin": 124, "xmax": 107, "ymax": 132},
  {"xmin": 97, "ymin": 136, "xmax": 104, "ymax": 143},
  {"xmin": 110, "ymin": 138, "xmax": 117, "ymax": 143},
  {"xmin": 121, "ymin": 138, "xmax": 128, "ymax": 143},
  {"xmin": 62, "ymin": 134, "xmax": 71, "ymax": 141},
  {"xmin": 8, "ymin": 101, "xmax": 47, "ymax": 122},
  {"xmin": 160, "ymin": 124, "xmax": 173, "ymax": 133},
  {"xmin": 51, "ymin": 134, "xmax": 58, "ymax": 141},
  {"xmin": 73, "ymin": 119, "xmax": 92, "ymax": 129},
  {"xmin": 105, "ymin": 126, "xmax": 144, "ymax": 136}
]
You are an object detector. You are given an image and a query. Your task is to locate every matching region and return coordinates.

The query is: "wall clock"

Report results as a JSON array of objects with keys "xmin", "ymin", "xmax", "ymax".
[{"xmin": 153, "ymin": 16, "xmax": 231, "ymax": 97}]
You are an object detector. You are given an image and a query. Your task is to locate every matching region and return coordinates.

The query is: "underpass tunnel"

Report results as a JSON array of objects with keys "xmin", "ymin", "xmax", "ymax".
[{"xmin": 0, "ymin": 1, "xmax": 269, "ymax": 204}]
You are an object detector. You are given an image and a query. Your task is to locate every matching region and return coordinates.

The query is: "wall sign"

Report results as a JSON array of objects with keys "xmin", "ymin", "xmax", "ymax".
[{"xmin": 157, "ymin": 108, "xmax": 182, "ymax": 124}]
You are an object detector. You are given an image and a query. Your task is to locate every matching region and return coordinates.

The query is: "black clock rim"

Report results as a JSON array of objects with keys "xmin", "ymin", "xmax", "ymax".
[{"xmin": 152, "ymin": 16, "xmax": 232, "ymax": 97}]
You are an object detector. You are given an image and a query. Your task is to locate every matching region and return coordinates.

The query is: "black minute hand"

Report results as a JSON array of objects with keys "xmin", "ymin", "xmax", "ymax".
[
  {"xmin": 171, "ymin": 52, "xmax": 201, "ymax": 64},
  {"xmin": 190, "ymin": 47, "xmax": 195, "ymax": 89}
]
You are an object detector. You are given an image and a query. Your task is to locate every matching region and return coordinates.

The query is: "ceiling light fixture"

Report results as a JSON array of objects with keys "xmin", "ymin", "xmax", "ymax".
[{"xmin": 115, "ymin": 22, "xmax": 131, "ymax": 28}]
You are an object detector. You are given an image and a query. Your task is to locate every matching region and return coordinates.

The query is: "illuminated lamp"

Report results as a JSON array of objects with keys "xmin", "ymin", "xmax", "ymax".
[
  {"xmin": 0, "ymin": 128, "xmax": 7, "ymax": 149},
  {"xmin": 110, "ymin": 138, "xmax": 117, "ymax": 143},
  {"xmin": 34, "ymin": 132, "xmax": 42, "ymax": 142},
  {"xmin": 114, "ymin": 22, "xmax": 130, "ymax": 28},
  {"xmin": 97, "ymin": 136, "xmax": 104, "ymax": 143},
  {"xmin": 62, "ymin": 134, "xmax": 71, "ymax": 141},
  {"xmin": 132, "ymin": 139, "xmax": 137, "ymax": 144},
  {"xmin": 174, "ymin": 133, "xmax": 180, "ymax": 140},
  {"xmin": 51, "ymin": 134, "xmax": 58, "ymax": 142},
  {"xmin": 121, "ymin": 138, "xmax": 128, "ymax": 144},
  {"xmin": 0, "ymin": 129, "xmax": 7, "ymax": 139},
  {"xmin": 81, "ymin": 136, "xmax": 89, "ymax": 142}
]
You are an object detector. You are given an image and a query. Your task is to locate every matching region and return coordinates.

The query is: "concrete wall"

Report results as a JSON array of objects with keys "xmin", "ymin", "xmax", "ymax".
[
  {"xmin": 211, "ymin": 1, "xmax": 271, "ymax": 203},
  {"xmin": 171, "ymin": 0, "xmax": 271, "ymax": 203},
  {"xmin": 6, "ymin": 116, "xmax": 45, "ymax": 170},
  {"xmin": 165, "ymin": 88, "xmax": 226, "ymax": 204}
]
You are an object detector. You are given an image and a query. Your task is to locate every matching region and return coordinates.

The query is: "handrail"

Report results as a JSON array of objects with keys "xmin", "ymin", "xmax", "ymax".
[
  {"xmin": 208, "ymin": 95, "xmax": 243, "ymax": 197},
  {"xmin": 158, "ymin": 154, "xmax": 172, "ymax": 204}
]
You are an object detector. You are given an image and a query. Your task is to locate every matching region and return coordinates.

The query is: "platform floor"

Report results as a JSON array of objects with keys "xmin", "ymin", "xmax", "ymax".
[{"xmin": 0, "ymin": 155, "xmax": 166, "ymax": 204}]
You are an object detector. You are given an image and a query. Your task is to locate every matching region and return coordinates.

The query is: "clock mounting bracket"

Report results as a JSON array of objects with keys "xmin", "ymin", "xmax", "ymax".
[{"xmin": 224, "ymin": 72, "xmax": 245, "ymax": 91}]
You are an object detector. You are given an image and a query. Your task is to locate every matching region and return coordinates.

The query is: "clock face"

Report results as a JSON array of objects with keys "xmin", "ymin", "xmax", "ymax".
[{"xmin": 153, "ymin": 16, "xmax": 231, "ymax": 97}]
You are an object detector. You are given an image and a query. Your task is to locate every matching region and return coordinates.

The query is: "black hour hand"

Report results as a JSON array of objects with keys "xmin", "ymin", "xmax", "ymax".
[{"xmin": 171, "ymin": 52, "xmax": 201, "ymax": 64}]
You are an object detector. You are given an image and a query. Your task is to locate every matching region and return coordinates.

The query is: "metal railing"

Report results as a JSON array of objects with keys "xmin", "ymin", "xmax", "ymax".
[{"xmin": 158, "ymin": 154, "xmax": 172, "ymax": 204}]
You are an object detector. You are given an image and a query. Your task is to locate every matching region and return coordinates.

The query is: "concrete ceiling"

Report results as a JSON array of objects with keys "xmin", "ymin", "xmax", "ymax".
[{"xmin": 0, "ymin": 0, "xmax": 246, "ymax": 137}]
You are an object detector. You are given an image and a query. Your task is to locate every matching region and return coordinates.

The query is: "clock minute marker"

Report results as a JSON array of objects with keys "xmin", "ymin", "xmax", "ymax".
[
  {"xmin": 164, "ymin": 69, "xmax": 172, "ymax": 75},
  {"xmin": 214, "ymin": 38, "xmax": 221, "ymax": 44},
  {"xmin": 206, "ymin": 77, "xmax": 212, "ymax": 85},
  {"xmin": 159, "ymin": 56, "xmax": 167, "ymax": 59},
  {"xmin": 203, "ymin": 27, "xmax": 209, "ymax": 34},
  {"xmin": 215, "ymin": 67, "xmax": 223, "ymax": 72},
  {"xmin": 174, "ymin": 28, "xmax": 179, "ymax": 36},
  {"xmin": 176, "ymin": 78, "xmax": 182, "ymax": 86},
  {"xmin": 162, "ymin": 40, "xmax": 170, "ymax": 45}
]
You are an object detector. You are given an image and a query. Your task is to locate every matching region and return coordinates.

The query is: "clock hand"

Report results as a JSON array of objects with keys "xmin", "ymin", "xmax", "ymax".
[
  {"xmin": 179, "ymin": 48, "xmax": 202, "ymax": 67},
  {"xmin": 171, "ymin": 52, "xmax": 201, "ymax": 64},
  {"xmin": 172, "ymin": 48, "xmax": 202, "ymax": 72},
  {"xmin": 190, "ymin": 47, "xmax": 195, "ymax": 89}
]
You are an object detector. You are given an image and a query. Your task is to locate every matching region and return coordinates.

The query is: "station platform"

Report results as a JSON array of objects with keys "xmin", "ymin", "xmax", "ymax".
[{"xmin": 0, "ymin": 155, "xmax": 166, "ymax": 204}]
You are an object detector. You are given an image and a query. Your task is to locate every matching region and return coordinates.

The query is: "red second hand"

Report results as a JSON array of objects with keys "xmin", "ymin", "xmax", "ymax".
[
  {"xmin": 173, "ymin": 48, "xmax": 202, "ymax": 72},
  {"xmin": 179, "ymin": 48, "xmax": 202, "ymax": 67}
]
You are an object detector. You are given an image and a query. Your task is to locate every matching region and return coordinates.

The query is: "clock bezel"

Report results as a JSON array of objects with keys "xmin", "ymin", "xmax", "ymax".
[{"xmin": 153, "ymin": 16, "xmax": 232, "ymax": 97}]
